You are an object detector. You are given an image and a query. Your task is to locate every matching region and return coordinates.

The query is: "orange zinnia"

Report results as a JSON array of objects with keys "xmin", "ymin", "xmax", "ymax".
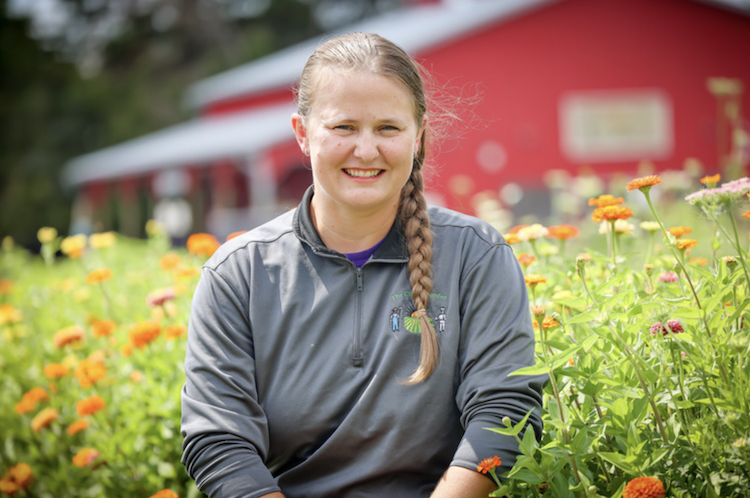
[
  {"xmin": 591, "ymin": 206, "xmax": 634, "ymax": 223},
  {"xmin": 588, "ymin": 194, "xmax": 624, "ymax": 208},
  {"xmin": 477, "ymin": 455, "xmax": 502, "ymax": 474},
  {"xmin": 0, "ymin": 463, "xmax": 33, "ymax": 494},
  {"xmin": 44, "ymin": 363, "xmax": 70, "ymax": 379},
  {"xmin": 129, "ymin": 321, "xmax": 161, "ymax": 349},
  {"xmin": 67, "ymin": 419, "xmax": 89, "ymax": 436},
  {"xmin": 508, "ymin": 224, "xmax": 529, "ymax": 234},
  {"xmin": 85, "ymin": 268, "xmax": 112, "ymax": 284},
  {"xmin": 626, "ymin": 175, "xmax": 663, "ymax": 192},
  {"xmin": 667, "ymin": 226, "xmax": 692, "ymax": 237},
  {"xmin": 150, "ymin": 490, "xmax": 179, "ymax": 498},
  {"xmin": 186, "ymin": 233, "xmax": 221, "ymax": 258},
  {"xmin": 524, "ymin": 274, "xmax": 547, "ymax": 288},
  {"xmin": 675, "ymin": 238, "xmax": 698, "ymax": 250},
  {"xmin": 622, "ymin": 476, "xmax": 665, "ymax": 498},
  {"xmin": 547, "ymin": 224, "xmax": 580, "ymax": 240},
  {"xmin": 30, "ymin": 407, "xmax": 59, "ymax": 432},
  {"xmin": 91, "ymin": 319, "xmax": 116, "ymax": 338},
  {"xmin": 164, "ymin": 324, "xmax": 187, "ymax": 340},
  {"xmin": 742, "ymin": 211, "xmax": 750, "ymax": 219},
  {"xmin": 14, "ymin": 387, "xmax": 49, "ymax": 415},
  {"xmin": 226, "ymin": 231, "xmax": 247, "ymax": 242},
  {"xmin": 73, "ymin": 359, "xmax": 106, "ymax": 388},
  {"xmin": 533, "ymin": 316, "xmax": 561, "ymax": 330},
  {"xmin": 516, "ymin": 253, "xmax": 536, "ymax": 267},
  {"xmin": 53, "ymin": 325, "xmax": 85, "ymax": 348},
  {"xmin": 690, "ymin": 257, "xmax": 708, "ymax": 266},
  {"xmin": 72, "ymin": 448, "xmax": 100, "ymax": 468},
  {"xmin": 77, "ymin": 395, "xmax": 106, "ymax": 417},
  {"xmin": 701, "ymin": 174, "xmax": 720, "ymax": 185}
]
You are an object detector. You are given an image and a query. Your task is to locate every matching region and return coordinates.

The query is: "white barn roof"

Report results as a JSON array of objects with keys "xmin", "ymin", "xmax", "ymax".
[
  {"xmin": 62, "ymin": 102, "xmax": 296, "ymax": 187},
  {"xmin": 184, "ymin": 0, "xmax": 559, "ymax": 110}
]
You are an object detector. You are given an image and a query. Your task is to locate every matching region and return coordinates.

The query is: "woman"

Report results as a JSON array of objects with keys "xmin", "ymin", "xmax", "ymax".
[{"xmin": 181, "ymin": 32, "xmax": 544, "ymax": 498}]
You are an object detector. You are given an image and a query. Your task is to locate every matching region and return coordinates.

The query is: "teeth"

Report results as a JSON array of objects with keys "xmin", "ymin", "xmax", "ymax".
[{"xmin": 345, "ymin": 169, "xmax": 381, "ymax": 178}]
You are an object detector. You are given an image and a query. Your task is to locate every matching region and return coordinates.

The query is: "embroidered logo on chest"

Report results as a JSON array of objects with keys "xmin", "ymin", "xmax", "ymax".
[{"xmin": 388, "ymin": 291, "xmax": 448, "ymax": 335}]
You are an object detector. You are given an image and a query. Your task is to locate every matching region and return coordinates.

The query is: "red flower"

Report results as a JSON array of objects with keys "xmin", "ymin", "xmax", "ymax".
[{"xmin": 477, "ymin": 455, "xmax": 502, "ymax": 474}]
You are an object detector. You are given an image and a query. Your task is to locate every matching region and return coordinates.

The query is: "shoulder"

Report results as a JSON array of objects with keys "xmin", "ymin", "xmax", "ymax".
[
  {"xmin": 204, "ymin": 209, "xmax": 298, "ymax": 271},
  {"xmin": 427, "ymin": 205, "xmax": 509, "ymax": 248}
]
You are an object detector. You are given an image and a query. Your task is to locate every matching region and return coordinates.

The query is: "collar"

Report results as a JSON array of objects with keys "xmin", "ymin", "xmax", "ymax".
[{"xmin": 292, "ymin": 185, "xmax": 409, "ymax": 263}]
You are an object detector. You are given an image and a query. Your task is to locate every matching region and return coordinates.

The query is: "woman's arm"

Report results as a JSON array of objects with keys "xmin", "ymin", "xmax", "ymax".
[{"xmin": 431, "ymin": 466, "xmax": 497, "ymax": 498}]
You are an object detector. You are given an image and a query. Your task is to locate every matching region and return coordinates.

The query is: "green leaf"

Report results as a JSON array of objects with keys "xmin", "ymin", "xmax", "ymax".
[{"xmin": 598, "ymin": 451, "xmax": 638, "ymax": 474}]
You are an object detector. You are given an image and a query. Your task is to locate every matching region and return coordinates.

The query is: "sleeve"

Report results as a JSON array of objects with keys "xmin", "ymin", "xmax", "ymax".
[
  {"xmin": 181, "ymin": 267, "xmax": 282, "ymax": 498},
  {"xmin": 450, "ymin": 243, "xmax": 546, "ymax": 476}
]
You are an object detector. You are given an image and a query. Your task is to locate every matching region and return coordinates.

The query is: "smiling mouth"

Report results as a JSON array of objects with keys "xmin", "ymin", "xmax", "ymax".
[{"xmin": 344, "ymin": 169, "xmax": 383, "ymax": 178}]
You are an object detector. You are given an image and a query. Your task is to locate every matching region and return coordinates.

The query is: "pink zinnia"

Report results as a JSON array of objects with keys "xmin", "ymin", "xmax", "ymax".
[{"xmin": 658, "ymin": 271, "xmax": 678, "ymax": 283}]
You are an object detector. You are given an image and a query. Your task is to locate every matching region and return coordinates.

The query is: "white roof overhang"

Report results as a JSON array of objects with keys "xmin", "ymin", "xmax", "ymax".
[{"xmin": 62, "ymin": 102, "xmax": 296, "ymax": 187}]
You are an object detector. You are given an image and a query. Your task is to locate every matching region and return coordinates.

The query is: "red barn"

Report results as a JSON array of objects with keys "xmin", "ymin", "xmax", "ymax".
[{"xmin": 63, "ymin": 0, "xmax": 750, "ymax": 239}]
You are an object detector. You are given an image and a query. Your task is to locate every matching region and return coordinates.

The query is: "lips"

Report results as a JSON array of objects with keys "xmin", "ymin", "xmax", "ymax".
[{"xmin": 344, "ymin": 169, "xmax": 383, "ymax": 178}]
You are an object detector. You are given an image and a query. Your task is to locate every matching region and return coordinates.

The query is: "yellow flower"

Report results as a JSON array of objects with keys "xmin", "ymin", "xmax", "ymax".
[
  {"xmin": 61, "ymin": 234, "xmax": 87, "ymax": 259},
  {"xmin": 89, "ymin": 231, "xmax": 116, "ymax": 249},
  {"xmin": 640, "ymin": 221, "xmax": 660, "ymax": 232},
  {"xmin": 159, "ymin": 253, "xmax": 182, "ymax": 270},
  {"xmin": 516, "ymin": 224, "xmax": 548, "ymax": 241},
  {"xmin": 0, "ymin": 304, "xmax": 22, "ymax": 326},
  {"xmin": 37, "ymin": 227, "xmax": 58, "ymax": 244},
  {"xmin": 86, "ymin": 268, "xmax": 112, "ymax": 284}
]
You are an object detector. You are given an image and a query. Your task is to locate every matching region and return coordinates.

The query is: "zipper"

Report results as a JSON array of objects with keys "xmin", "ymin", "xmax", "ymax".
[{"xmin": 352, "ymin": 267, "xmax": 364, "ymax": 367}]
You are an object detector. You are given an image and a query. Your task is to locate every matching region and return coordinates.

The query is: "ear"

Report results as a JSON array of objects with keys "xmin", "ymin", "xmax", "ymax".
[
  {"xmin": 291, "ymin": 113, "xmax": 308, "ymax": 153},
  {"xmin": 415, "ymin": 115, "xmax": 428, "ymax": 153}
]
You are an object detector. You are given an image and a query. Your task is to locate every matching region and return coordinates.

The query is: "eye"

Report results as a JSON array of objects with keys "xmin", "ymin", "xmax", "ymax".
[
  {"xmin": 334, "ymin": 124, "xmax": 353, "ymax": 131},
  {"xmin": 380, "ymin": 125, "xmax": 399, "ymax": 132}
]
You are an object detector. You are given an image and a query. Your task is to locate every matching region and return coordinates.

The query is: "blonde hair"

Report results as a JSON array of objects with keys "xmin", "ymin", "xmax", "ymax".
[{"xmin": 295, "ymin": 32, "xmax": 438, "ymax": 384}]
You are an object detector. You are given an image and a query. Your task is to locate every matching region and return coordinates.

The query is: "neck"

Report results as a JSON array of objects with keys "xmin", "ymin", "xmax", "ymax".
[{"xmin": 310, "ymin": 198, "xmax": 399, "ymax": 253}]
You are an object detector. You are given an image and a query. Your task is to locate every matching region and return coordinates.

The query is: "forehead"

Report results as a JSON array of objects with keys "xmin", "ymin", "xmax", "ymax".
[{"xmin": 309, "ymin": 68, "xmax": 418, "ymax": 119}]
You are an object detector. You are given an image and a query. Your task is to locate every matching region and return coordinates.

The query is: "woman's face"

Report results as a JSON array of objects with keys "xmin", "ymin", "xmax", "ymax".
[{"xmin": 292, "ymin": 69, "xmax": 425, "ymax": 221}]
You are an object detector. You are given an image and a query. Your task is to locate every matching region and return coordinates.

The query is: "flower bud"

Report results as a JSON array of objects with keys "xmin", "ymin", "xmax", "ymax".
[
  {"xmin": 724, "ymin": 256, "xmax": 738, "ymax": 271},
  {"xmin": 644, "ymin": 263, "xmax": 654, "ymax": 276},
  {"xmin": 672, "ymin": 262, "xmax": 682, "ymax": 274},
  {"xmin": 530, "ymin": 305, "xmax": 546, "ymax": 318},
  {"xmin": 576, "ymin": 256, "xmax": 587, "ymax": 271},
  {"xmin": 37, "ymin": 227, "xmax": 58, "ymax": 244},
  {"xmin": 502, "ymin": 416, "xmax": 512, "ymax": 428}
]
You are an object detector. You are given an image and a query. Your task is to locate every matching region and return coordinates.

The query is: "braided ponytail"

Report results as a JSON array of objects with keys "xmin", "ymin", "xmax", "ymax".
[{"xmin": 401, "ymin": 153, "xmax": 438, "ymax": 385}]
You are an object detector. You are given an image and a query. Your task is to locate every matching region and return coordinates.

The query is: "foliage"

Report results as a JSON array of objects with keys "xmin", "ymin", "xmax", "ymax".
[
  {"xmin": 3, "ymin": 172, "xmax": 750, "ymax": 497},
  {"xmin": 485, "ymin": 174, "xmax": 750, "ymax": 498},
  {"xmin": 0, "ymin": 226, "xmax": 202, "ymax": 497}
]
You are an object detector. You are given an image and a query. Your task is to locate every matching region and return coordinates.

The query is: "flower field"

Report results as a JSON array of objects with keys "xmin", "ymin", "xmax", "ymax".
[{"xmin": 1, "ymin": 171, "xmax": 750, "ymax": 497}]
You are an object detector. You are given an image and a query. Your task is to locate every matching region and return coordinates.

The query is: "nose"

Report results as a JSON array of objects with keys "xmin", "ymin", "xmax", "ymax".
[{"xmin": 353, "ymin": 131, "xmax": 379, "ymax": 163}]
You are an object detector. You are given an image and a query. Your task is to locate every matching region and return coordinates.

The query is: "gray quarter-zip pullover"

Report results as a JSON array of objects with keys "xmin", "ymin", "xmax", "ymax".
[{"xmin": 181, "ymin": 187, "xmax": 545, "ymax": 498}]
